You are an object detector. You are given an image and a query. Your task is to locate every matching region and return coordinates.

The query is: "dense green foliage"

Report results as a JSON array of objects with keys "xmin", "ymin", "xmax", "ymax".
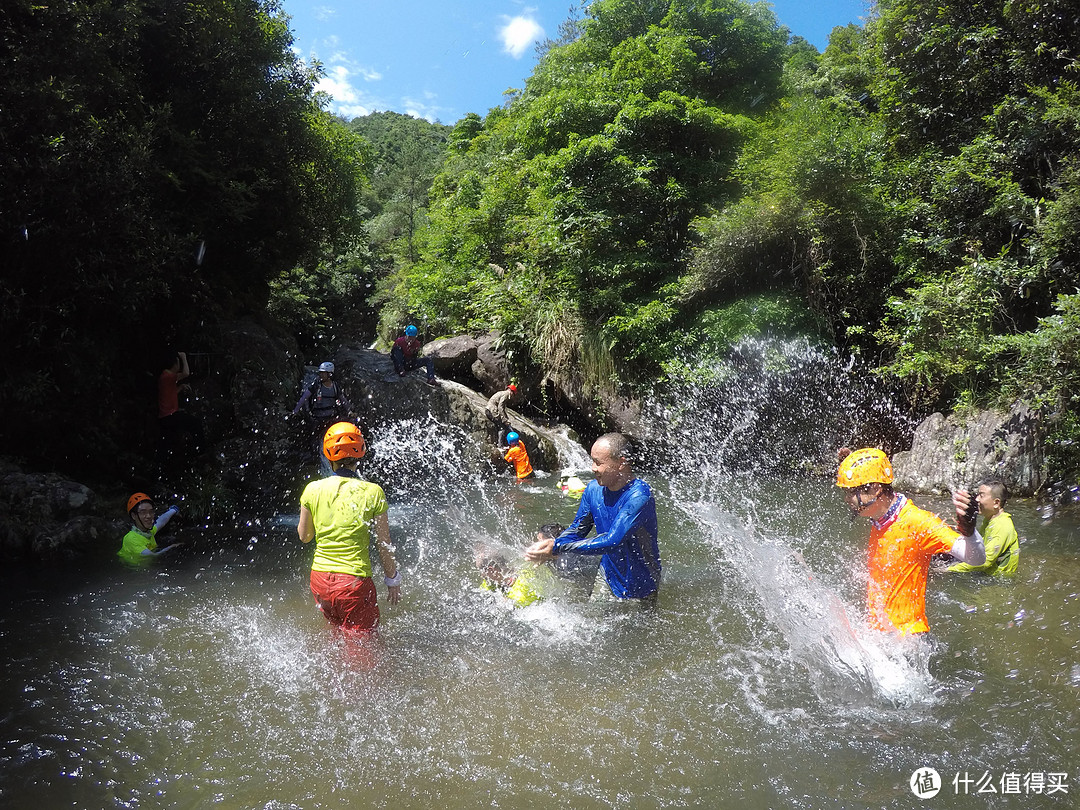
[
  {"xmin": 4, "ymin": 0, "xmax": 1080, "ymax": 487},
  {"xmin": 371, "ymin": 0, "xmax": 1080, "ymax": 483},
  {"xmin": 268, "ymin": 112, "xmax": 449, "ymax": 356},
  {"xmin": 379, "ymin": 0, "xmax": 789, "ymax": 393},
  {"xmin": 0, "ymin": 0, "xmax": 365, "ymax": 479}
]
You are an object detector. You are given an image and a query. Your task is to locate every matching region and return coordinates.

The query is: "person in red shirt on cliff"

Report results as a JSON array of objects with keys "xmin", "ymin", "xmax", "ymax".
[
  {"xmin": 158, "ymin": 350, "xmax": 204, "ymax": 464},
  {"xmin": 391, "ymin": 324, "xmax": 439, "ymax": 386}
]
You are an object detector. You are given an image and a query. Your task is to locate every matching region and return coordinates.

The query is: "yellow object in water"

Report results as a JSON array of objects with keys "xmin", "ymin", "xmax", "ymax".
[
  {"xmin": 482, "ymin": 564, "xmax": 556, "ymax": 607},
  {"xmin": 559, "ymin": 475, "xmax": 586, "ymax": 500}
]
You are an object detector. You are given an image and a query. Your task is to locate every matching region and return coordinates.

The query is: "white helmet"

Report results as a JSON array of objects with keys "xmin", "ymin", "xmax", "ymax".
[{"xmin": 318, "ymin": 362, "xmax": 334, "ymax": 374}]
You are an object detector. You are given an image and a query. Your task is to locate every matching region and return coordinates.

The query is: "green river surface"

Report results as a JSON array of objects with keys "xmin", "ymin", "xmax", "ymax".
[{"xmin": 1, "ymin": 347, "xmax": 1077, "ymax": 808}]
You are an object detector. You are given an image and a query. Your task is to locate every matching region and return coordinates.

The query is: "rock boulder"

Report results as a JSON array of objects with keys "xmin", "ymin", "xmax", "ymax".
[{"xmin": 892, "ymin": 402, "xmax": 1046, "ymax": 496}]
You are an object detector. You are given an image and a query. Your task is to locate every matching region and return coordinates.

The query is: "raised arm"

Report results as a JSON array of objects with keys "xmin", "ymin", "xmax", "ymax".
[
  {"xmin": 176, "ymin": 351, "xmax": 191, "ymax": 382},
  {"xmin": 949, "ymin": 490, "xmax": 986, "ymax": 566}
]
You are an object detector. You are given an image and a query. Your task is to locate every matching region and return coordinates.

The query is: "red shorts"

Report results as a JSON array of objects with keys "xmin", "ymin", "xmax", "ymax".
[{"xmin": 309, "ymin": 571, "xmax": 380, "ymax": 631}]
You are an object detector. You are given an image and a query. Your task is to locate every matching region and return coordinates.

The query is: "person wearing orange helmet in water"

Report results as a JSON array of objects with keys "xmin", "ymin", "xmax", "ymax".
[
  {"xmin": 836, "ymin": 447, "xmax": 985, "ymax": 636},
  {"xmin": 297, "ymin": 422, "xmax": 401, "ymax": 631},
  {"xmin": 118, "ymin": 493, "xmax": 183, "ymax": 564}
]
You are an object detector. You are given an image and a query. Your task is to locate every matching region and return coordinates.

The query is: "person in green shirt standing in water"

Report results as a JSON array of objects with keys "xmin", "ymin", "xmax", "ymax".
[{"xmin": 947, "ymin": 481, "xmax": 1019, "ymax": 576}]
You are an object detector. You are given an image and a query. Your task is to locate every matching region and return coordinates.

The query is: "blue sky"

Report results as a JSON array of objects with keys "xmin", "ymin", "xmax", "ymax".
[{"xmin": 281, "ymin": 1, "xmax": 872, "ymax": 124}]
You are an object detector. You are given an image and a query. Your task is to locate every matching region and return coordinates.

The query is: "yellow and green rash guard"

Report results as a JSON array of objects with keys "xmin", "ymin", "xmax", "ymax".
[
  {"xmin": 947, "ymin": 511, "xmax": 1019, "ymax": 576},
  {"xmin": 118, "ymin": 526, "xmax": 158, "ymax": 564},
  {"xmin": 300, "ymin": 475, "xmax": 389, "ymax": 578},
  {"xmin": 482, "ymin": 564, "xmax": 556, "ymax": 607}
]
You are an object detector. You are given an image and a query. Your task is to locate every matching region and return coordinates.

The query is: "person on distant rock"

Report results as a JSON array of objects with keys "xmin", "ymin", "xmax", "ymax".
[
  {"xmin": 502, "ymin": 432, "xmax": 534, "ymax": 480},
  {"xmin": 835, "ymin": 447, "xmax": 985, "ymax": 636},
  {"xmin": 391, "ymin": 324, "xmax": 439, "ymax": 386},
  {"xmin": 527, "ymin": 433, "xmax": 661, "ymax": 601},
  {"xmin": 297, "ymin": 422, "xmax": 401, "ymax": 632},
  {"xmin": 485, "ymin": 383, "xmax": 518, "ymax": 445},
  {"xmin": 946, "ymin": 480, "xmax": 1019, "ymax": 577},
  {"xmin": 118, "ymin": 492, "xmax": 183, "ymax": 564},
  {"xmin": 292, "ymin": 361, "xmax": 353, "ymax": 423},
  {"xmin": 291, "ymin": 361, "xmax": 356, "ymax": 473},
  {"xmin": 157, "ymin": 350, "xmax": 204, "ymax": 467}
]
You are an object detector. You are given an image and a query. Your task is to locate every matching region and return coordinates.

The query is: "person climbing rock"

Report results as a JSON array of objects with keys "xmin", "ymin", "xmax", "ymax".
[
  {"xmin": 391, "ymin": 325, "xmax": 439, "ymax": 386},
  {"xmin": 502, "ymin": 431, "xmax": 534, "ymax": 480},
  {"xmin": 485, "ymin": 383, "xmax": 518, "ymax": 445}
]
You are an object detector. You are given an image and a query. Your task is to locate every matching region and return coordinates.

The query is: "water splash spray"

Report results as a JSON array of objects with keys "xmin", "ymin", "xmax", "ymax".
[{"xmin": 643, "ymin": 337, "xmax": 934, "ymax": 707}]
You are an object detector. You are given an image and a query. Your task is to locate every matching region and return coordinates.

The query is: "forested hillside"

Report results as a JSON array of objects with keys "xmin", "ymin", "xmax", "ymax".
[
  {"xmin": 375, "ymin": 0, "xmax": 1080, "ymax": 480},
  {"xmin": 3, "ymin": 0, "xmax": 1079, "ymax": 487}
]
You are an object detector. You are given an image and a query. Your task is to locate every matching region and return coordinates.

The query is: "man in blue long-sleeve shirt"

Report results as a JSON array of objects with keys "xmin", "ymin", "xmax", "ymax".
[{"xmin": 527, "ymin": 433, "xmax": 661, "ymax": 599}]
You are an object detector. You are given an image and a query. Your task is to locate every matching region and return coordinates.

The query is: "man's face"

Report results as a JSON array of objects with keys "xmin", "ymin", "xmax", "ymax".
[
  {"xmin": 132, "ymin": 502, "xmax": 156, "ymax": 531},
  {"xmin": 976, "ymin": 485, "xmax": 997, "ymax": 518},
  {"xmin": 590, "ymin": 440, "xmax": 629, "ymax": 490},
  {"xmin": 842, "ymin": 484, "xmax": 881, "ymax": 517}
]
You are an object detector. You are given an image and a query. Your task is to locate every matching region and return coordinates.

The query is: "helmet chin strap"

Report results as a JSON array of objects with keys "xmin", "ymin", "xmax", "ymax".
[{"xmin": 853, "ymin": 485, "xmax": 884, "ymax": 513}]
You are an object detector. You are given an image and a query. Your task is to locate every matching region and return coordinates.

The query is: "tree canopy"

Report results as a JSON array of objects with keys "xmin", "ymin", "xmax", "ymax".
[{"xmin": 1, "ymin": 0, "xmax": 366, "ymax": 477}]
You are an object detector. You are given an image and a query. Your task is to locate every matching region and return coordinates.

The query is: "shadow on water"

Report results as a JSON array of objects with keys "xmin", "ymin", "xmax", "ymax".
[{"xmin": 1, "ymin": 339, "xmax": 1078, "ymax": 808}]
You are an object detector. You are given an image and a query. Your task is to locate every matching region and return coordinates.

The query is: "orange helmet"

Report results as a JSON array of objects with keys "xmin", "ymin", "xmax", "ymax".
[
  {"xmin": 323, "ymin": 421, "xmax": 366, "ymax": 461},
  {"xmin": 127, "ymin": 492, "xmax": 153, "ymax": 514},
  {"xmin": 836, "ymin": 448, "xmax": 893, "ymax": 488}
]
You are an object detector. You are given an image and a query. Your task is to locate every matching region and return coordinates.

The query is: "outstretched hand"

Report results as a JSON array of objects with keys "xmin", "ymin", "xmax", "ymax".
[{"xmin": 525, "ymin": 536, "xmax": 555, "ymax": 562}]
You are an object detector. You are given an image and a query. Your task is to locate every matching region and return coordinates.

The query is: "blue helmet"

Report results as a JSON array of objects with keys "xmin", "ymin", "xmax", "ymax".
[
  {"xmin": 405, "ymin": 324, "xmax": 418, "ymax": 337},
  {"xmin": 506, "ymin": 432, "xmax": 520, "ymax": 444}
]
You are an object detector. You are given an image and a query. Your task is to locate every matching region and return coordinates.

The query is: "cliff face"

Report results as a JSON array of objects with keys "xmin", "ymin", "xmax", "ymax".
[
  {"xmin": 892, "ymin": 402, "xmax": 1047, "ymax": 496},
  {"xmin": 1, "ymin": 328, "xmax": 590, "ymax": 562}
]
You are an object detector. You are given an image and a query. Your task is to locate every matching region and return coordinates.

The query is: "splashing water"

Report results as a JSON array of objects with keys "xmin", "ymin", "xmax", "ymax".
[
  {"xmin": 682, "ymin": 501, "xmax": 936, "ymax": 708},
  {"xmin": 643, "ymin": 337, "xmax": 935, "ymax": 708},
  {"xmin": 643, "ymin": 336, "xmax": 915, "ymax": 478},
  {"xmin": 1, "ymin": 340, "xmax": 1077, "ymax": 808},
  {"xmin": 545, "ymin": 423, "xmax": 594, "ymax": 472}
]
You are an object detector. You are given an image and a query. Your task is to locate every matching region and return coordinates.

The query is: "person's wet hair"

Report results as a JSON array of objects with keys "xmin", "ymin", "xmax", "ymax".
[
  {"xmin": 538, "ymin": 523, "xmax": 565, "ymax": 540},
  {"xmin": 597, "ymin": 432, "xmax": 632, "ymax": 462},
  {"xmin": 983, "ymin": 480, "xmax": 1008, "ymax": 506}
]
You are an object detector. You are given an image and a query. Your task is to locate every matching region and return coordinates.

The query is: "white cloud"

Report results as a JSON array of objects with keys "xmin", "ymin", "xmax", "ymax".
[
  {"xmin": 313, "ymin": 62, "xmax": 447, "ymax": 122},
  {"xmin": 314, "ymin": 6, "xmax": 336, "ymax": 23},
  {"xmin": 499, "ymin": 15, "xmax": 544, "ymax": 58},
  {"xmin": 401, "ymin": 93, "xmax": 449, "ymax": 124},
  {"xmin": 316, "ymin": 64, "xmax": 379, "ymax": 119}
]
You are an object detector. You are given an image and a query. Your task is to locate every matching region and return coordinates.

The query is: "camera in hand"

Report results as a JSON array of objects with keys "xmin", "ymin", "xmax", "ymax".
[{"xmin": 957, "ymin": 486, "xmax": 979, "ymax": 536}]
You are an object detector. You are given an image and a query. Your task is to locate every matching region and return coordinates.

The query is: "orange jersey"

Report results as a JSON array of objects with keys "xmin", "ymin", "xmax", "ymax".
[
  {"xmin": 504, "ymin": 443, "xmax": 533, "ymax": 479},
  {"xmin": 866, "ymin": 496, "xmax": 958, "ymax": 635}
]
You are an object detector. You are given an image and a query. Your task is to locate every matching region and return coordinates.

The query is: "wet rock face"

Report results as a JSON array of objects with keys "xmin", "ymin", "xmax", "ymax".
[
  {"xmin": 0, "ymin": 460, "xmax": 112, "ymax": 561},
  {"xmin": 892, "ymin": 402, "xmax": 1046, "ymax": 496},
  {"xmin": 425, "ymin": 332, "xmax": 510, "ymax": 396},
  {"xmin": 333, "ymin": 344, "xmax": 560, "ymax": 472}
]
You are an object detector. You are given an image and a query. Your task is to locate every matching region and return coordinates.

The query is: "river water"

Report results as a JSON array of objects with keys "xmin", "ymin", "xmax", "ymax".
[{"xmin": 1, "ymin": 347, "xmax": 1077, "ymax": 809}]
